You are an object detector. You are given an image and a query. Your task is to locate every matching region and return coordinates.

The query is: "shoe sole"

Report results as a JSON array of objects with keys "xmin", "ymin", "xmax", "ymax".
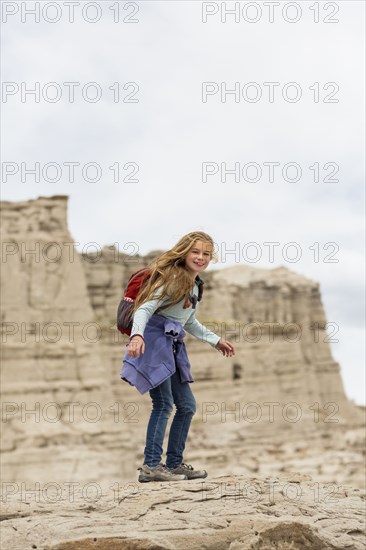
[
  {"xmin": 138, "ymin": 475, "xmax": 188, "ymax": 483},
  {"xmin": 169, "ymin": 470, "xmax": 208, "ymax": 480}
]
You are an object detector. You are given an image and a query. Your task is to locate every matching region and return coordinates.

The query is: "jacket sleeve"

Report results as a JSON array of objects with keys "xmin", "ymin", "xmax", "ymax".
[
  {"xmin": 130, "ymin": 287, "xmax": 167, "ymax": 338},
  {"xmin": 184, "ymin": 306, "xmax": 221, "ymax": 348}
]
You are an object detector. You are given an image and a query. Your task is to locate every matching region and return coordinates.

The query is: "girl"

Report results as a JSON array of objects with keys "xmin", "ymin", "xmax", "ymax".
[{"xmin": 120, "ymin": 231, "xmax": 235, "ymax": 482}]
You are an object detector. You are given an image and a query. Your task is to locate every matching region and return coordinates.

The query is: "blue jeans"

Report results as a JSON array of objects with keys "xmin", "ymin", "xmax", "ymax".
[{"xmin": 144, "ymin": 369, "xmax": 197, "ymax": 469}]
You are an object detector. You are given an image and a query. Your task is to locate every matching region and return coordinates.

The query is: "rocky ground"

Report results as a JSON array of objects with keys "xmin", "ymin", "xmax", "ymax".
[{"xmin": 1, "ymin": 472, "xmax": 365, "ymax": 550}]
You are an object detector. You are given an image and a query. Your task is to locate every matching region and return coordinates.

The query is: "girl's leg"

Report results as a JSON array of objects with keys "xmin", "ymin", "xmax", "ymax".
[
  {"xmin": 144, "ymin": 377, "xmax": 174, "ymax": 467},
  {"xmin": 165, "ymin": 370, "xmax": 197, "ymax": 469}
]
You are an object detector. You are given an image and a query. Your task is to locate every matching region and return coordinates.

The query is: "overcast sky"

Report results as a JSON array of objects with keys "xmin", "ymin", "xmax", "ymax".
[{"xmin": 1, "ymin": 1, "xmax": 365, "ymax": 405}]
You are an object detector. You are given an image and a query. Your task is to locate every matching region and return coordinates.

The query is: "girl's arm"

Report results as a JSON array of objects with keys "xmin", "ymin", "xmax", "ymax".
[
  {"xmin": 130, "ymin": 288, "xmax": 166, "ymax": 340},
  {"xmin": 184, "ymin": 308, "xmax": 221, "ymax": 348},
  {"xmin": 184, "ymin": 306, "xmax": 236, "ymax": 357}
]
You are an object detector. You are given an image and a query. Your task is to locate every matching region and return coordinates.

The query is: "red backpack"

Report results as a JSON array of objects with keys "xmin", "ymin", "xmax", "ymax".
[{"xmin": 116, "ymin": 268, "xmax": 204, "ymax": 336}]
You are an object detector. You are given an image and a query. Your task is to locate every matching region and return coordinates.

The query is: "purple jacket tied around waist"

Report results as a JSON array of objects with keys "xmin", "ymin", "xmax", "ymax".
[{"xmin": 120, "ymin": 314, "xmax": 194, "ymax": 395}]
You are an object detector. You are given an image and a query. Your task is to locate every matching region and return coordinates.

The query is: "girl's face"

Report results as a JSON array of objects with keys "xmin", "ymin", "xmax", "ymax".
[{"xmin": 184, "ymin": 240, "xmax": 212, "ymax": 277}]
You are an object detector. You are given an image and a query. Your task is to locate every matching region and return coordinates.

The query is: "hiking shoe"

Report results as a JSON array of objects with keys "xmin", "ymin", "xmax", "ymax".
[
  {"xmin": 137, "ymin": 463, "xmax": 188, "ymax": 483},
  {"xmin": 167, "ymin": 463, "xmax": 208, "ymax": 480}
]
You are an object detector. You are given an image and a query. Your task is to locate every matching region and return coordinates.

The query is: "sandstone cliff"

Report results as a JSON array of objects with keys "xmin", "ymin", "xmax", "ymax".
[{"xmin": 0, "ymin": 195, "xmax": 365, "ymax": 548}]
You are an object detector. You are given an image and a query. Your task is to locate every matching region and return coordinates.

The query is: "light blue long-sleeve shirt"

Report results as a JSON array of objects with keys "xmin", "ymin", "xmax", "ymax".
[{"xmin": 130, "ymin": 281, "xmax": 221, "ymax": 348}]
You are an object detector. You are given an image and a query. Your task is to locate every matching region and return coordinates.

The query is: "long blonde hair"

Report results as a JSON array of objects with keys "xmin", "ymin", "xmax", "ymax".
[{"xmin": 131, "ymin": 231, "xmax": 217, "ymax": 316}]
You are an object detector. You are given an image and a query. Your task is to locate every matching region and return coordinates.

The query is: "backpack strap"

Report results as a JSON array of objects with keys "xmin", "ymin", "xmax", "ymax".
[{"xmin": 195, "ymin": 275, "xmax": 204, "ymax": 302}]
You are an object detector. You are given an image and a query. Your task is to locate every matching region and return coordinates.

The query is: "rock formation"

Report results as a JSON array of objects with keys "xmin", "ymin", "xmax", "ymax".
[
  {"xmin": 1, "ymin": 196, "xmax": 121, "ymax": 484},
  {"xmin": 0, "ymin": 195, "xmax": 365, "ymax": 548}
]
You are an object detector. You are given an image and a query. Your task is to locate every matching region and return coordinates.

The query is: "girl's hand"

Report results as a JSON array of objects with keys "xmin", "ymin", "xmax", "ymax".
[
  {"xmin": 215, "ymin": 339, "xmax": 235, "ymax": 357},
  {"xmin": 127, "ymin": 335, "xmax": 145, "ymax": 358}
]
